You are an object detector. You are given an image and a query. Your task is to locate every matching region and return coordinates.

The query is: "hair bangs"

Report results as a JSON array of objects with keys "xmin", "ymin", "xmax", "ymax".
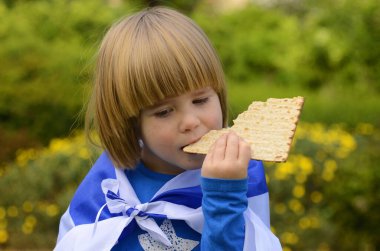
[{"xmin": 118, "ymin": 8, "xmax": 225, "ymax": 118}]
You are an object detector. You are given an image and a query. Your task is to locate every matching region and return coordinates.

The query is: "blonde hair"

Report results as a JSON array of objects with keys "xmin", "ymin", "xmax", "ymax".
[{"xmin": 86, "ymin": 7, "xmax": 227, "ymax": 168}]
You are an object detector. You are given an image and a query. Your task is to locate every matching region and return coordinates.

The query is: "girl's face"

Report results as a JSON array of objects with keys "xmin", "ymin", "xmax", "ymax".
[{"xmin": 140, "ymin": 87, "xmax": 223, "ymax": 174}]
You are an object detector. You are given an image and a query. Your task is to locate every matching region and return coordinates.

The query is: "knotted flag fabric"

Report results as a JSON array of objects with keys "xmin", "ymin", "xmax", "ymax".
[{"xmin": 55, "ymin": 152, "xmax": 281, "ymax": 250}]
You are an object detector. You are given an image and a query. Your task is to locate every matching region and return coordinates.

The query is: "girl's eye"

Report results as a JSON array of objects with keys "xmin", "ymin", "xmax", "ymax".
[
  {"xmin": 154, "ymin": 108, "xmax": 173, "ymax": 118},
  {"xmin": 193, "ymin": 97, "xmax": 209, "ymax": 105}
]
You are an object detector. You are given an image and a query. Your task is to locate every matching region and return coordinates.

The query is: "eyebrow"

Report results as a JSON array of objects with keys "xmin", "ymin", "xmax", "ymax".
[
  {"xmin": 146, "ymin": 87, "xmax": 212, "ymax": 109},
  {"xmin": 191, "ymin": 87, "xmax": 211, "ymax": 96}
]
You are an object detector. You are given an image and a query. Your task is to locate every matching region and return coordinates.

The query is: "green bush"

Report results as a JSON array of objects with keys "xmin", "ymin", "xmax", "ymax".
[
  {"xmin": 0, "ymin": 0, "xmax": 131, "ymax": 148},
  {"xmin": 194, "ymin": 6, "xmax": 304, "ymax": 85},
  {"xmin": 266, "ymin": 122, "xmax": 380, "ymax": 250},
  {"xmin": 194, "ymin": 0, "xmax": 380, "ymax": 92},
  {"xmin": 0, "ymin": 133, "xmax": 99, "ymax": 248}
]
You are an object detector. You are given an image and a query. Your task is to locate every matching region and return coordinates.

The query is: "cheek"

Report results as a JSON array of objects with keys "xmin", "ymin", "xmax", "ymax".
[
  {"xmin": 208, "ymin": 104, "xmax": 224, "ymax": 129},
  {"xmin": 142, "ymin": 121, "xmax": 175, "ymax": 146},
  {"xmin": 216, "ymin": 114, "xmax": 224, "ymax": 129},
  {"xmin": 207, "ymin": 95, "xmax": 224, "ymax": 129}
]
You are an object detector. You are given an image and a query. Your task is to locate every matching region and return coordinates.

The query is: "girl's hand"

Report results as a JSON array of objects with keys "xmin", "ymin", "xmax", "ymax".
[{"xmin": 201, "ymin": 132, "xmax": 251, "ymax": 179}]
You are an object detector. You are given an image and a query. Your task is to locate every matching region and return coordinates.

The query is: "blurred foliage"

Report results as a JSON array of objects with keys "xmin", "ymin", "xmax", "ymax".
[
  {"xmin": 0, "ymin": 0, "xmax": 132, "ymax": 162},
  {"xmin": 0, "ymin": 133, "xmax": 100, "ymax": 248},
  {"xmin": 138, "ymin": 0, "xmax": 202, "ymax": 14},
  {"xmin": 267, "ymin": 122, "xmax": 380, "ymax": 250},
  {"xmin": 0, "ymin": 123, "xmax": 379, "ymax": 250},
  {"xmin": 195, "ymin": 0, "xmax": 380, "ymax": 92}
]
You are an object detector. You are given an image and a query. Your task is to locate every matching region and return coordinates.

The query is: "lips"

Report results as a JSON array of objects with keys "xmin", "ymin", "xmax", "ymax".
[{"xmin": 181, "ymin": 137, "xmax": 202, "ymax": 151}]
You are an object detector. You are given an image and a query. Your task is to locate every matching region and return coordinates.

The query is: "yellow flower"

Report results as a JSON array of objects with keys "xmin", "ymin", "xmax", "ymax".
[
  {"xmin": 46, "ymin": 204, "xmax": 59, "ymax": 217},
  {"xmin": 356, "ymin": 123, "xmax": 374, "ymax": 135},
  {"xmin": 297, "ymin": 123, "xmax": 358, "ymax": 161},
  {"xmin": 295, "ymin": 173, "xmax": 307, "ymax": 183},
  {"xmin": 0, "ymin": 229, "xmax": 8, "ymax": 243},
  {"xmin": 340, "ymin": 133, "xmax": 356, "ymax": 150},
  {"xmin": 21, "ymin": 215, "xmax": 37, "ymax": 235},
  {"xmin": 274, "ymin": 162, "xmax": 294, "ymax": 180},
  {"xmin": 309, "ymin": 123, "xmax": 326, "ymax": 144},
  {"xmin": 49, "ymin": 138, "xmax": 72, "ymax": 154},
  {"xmin": 25, "ymin": 215, "xmax": 37, "ymax": 227},
  {"xmin": 0, "ymin": 207, "xmax": 5, "ymax": 220},
  {"xmin": 294, "ymin": 122, "xmax": 307, "ymax": 140},
  {"xmin": 318, "ymin": 242, "xmax": 331, "ymax": 251},
  {"xmin": 298, "ymin": 216, "xmax": 312, "ymax": 229},
  {"xmin": 292, "ymin": 185, "xmax": 305, "ymax": 198},
  {"xmin": 334, "ymin": 132, "xmax": 357, "ymax": 158},
  {"xmin": 288, "ymin": 199, "xmax": 304, "ymax": 214},
  {"xmin": 298, "ymin": 155, "xmax": 313, "ymax": 175},
  {"xmin": 0, "ymin": 219, "xmax": 7, "ymax": 230},
  {"xmin": 310, "ymin": 191, "xmax": 323, "ymax": 203},
  {"xmin": 79, "ymin": 147, "xmax": 90, "ymax": 159},
  {"xmin": 310, "ymin": 216, "xmax": 321, "ymax": 228},
  {"xmin": 16, "ymin": 149, "xmax": 39, "ymax": 167},
  {"xmin": 322, "ymin": 159, "xmax": 337, "ymax": 182},
  {"xmin": 7, "ymin": 206, "xmax": 18, "ymax": 218},
  {"xmin": 22, "ymin": 201, "xmax": 34, "ymax": 213},
  {"xmin": 22, "ymin": 223, "xmax": 33, "ymax": 235},
  {"xmin": 281, "ymin": 231, "xmax": 299, "ymax": 244},
  {"xmin": 274, "ymin": 203, "xmax": 287, "ymax": 215},
  {"xmin": 270, "ymin": 226, "xmax": 276, "ymax": 234}
]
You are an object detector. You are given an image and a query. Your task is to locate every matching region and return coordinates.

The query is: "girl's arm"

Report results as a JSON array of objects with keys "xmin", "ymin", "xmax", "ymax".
[
  {"xmin": 201, "ymin": 132, "xmax": 251, "ymax": 250},
  {"xmin": 201, "ymin": 177, "xmax": 247, "ymax": 250}
]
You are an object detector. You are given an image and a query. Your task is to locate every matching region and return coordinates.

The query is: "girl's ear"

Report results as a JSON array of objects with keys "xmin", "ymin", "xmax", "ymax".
[{"xmin": 134, "ymin": 118, "xmax": 144, "ymax": 149}]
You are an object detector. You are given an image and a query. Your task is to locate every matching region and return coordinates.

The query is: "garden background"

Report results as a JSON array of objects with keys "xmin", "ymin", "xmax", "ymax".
[{"xmin": 0, "ymin": 0, "xmax": 379, "ymax": 250}]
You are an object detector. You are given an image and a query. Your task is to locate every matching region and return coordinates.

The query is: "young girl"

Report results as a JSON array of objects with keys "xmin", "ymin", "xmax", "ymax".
[{"xmin": 55, "ymin": 6, "xmax": 281, "ymax": 251}]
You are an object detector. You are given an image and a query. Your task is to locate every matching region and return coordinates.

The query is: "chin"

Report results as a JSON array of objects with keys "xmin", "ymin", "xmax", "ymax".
[
  {"xmin": 181, "ymin": 157, "xmax": 204, "ymax": 170},
  {"xmin": 184, "ymin": 165, "xmax": 202, "ymax": 171}
]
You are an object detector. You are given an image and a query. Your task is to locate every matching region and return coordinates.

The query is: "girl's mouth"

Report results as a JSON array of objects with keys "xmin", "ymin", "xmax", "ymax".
[{"xmin": 181, "ymin": 138, "xmax": 202, "ymax": 152}]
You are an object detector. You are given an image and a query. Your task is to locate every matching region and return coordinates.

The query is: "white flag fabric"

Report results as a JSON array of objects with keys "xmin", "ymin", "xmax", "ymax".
[{"xmin": 55, "ymin": 152, "xmax": 281, "ymax": 250}]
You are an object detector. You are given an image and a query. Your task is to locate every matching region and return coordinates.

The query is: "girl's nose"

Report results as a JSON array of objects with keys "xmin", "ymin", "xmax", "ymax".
[{"xmin": 179, "ymin": 112, "xmax": 200, "ymax": 132}]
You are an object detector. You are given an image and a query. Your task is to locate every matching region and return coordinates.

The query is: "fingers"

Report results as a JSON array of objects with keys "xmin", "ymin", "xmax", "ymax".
[
  {"xmin": 224, "ymin": 132, "xmax": 240, "ymax": 161},
  {"xmin": 212, "ymin": 133, "xmax": 228, "ymax": 161},
  {"xmin": 208, "ymin": 131, "xmax": 248, "ymax": 161},
  {"xmin": 238, "ymin": 137, "xmax": 251, "ymax": 160},
  {"xmin": 202, "ymin": 131, "xmax": 251, "ymax": 179}
]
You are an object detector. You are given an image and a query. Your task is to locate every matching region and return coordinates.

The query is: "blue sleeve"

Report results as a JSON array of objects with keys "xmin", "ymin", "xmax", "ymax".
[{"xmin": 201, "ymin": 177, "xmax": 247, "ymax": 251}]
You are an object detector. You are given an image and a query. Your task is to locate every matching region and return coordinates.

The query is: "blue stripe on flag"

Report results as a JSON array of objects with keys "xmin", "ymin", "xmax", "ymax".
[
  {"xmin": 69, "ymin": 152, "xmax": 118, "ymax": 225},
  {"xmin": 247, "ymin": 160, "xmax": 268, "ymax": 197}
]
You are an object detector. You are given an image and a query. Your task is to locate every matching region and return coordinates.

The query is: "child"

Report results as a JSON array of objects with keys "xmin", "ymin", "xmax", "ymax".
[{"xmin": 55, "ymin": 6, "xmax": 281, "ymax": 251}]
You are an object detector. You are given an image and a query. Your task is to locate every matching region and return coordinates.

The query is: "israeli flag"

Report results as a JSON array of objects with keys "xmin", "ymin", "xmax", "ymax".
[{"xmin": 55, "ymin": 152, "xmax": 281, "ymax": 250}]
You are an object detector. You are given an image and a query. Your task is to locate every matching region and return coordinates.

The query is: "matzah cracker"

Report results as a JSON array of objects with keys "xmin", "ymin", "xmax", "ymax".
[{"xmin": 183, "ymin": 96, "xmax": 304, "ymax": 162}]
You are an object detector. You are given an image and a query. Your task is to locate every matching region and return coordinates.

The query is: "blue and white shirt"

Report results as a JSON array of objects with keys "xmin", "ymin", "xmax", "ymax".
[{"xmin": 55, "ymin": 152, "xmax": 281, "ymax": 251}]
